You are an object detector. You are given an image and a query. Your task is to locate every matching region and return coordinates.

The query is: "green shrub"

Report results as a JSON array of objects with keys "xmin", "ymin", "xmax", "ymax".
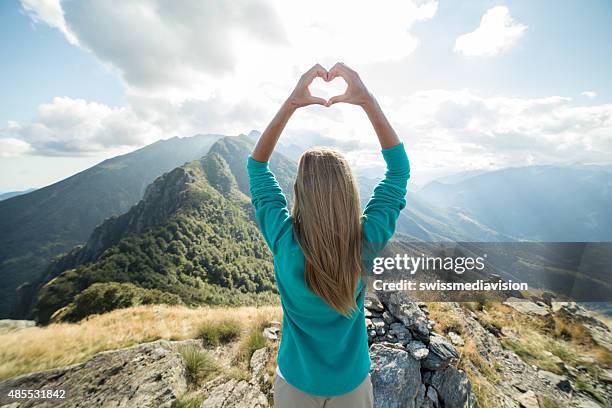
[
  {"xmin": 61, "ymin": 282, "xmax": 182, "ymax": 322},
  {"xmin": 198, "ymin": 319, "xmax": 241, "ymax": 346},
  {"xmin": 179, "ymin": 345, "xmax": 218, "ymax": 385},
  {"xmin": 172, "ymin": 393, "xmax": 204, "ymax": 408},
  {"xmin": 235, "ymin": 330, "xmax": 267, "ymax": 364}
]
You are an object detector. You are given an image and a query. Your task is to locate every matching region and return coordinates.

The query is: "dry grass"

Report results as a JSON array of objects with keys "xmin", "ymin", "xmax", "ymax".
[
  {"xmin": 425, "ymin": 302, "xmax": 466, "ymax": 335},
  {"xmin": 466, "ymin": 301, "xmax": 612, "ymax": 375},
  {"xmin": 0, "ymin": 304, "xmax": 282, "ymax": 381},
  {"xmin": 233, "ymin": 314, "xmax": 275, "ymax": 365},
  {"xmin": 429, "ymin": 301, "xmax": 612, "ymax": 406}
]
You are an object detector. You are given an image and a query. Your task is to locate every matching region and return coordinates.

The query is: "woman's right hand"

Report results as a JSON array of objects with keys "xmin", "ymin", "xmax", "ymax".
[
  {"xmin": 286, "ymin": 64, "xmax": 329, "ymax": 109},
  {"xmin": 327, "ymin": 62, "xmax": 374, "ymax": 107}
]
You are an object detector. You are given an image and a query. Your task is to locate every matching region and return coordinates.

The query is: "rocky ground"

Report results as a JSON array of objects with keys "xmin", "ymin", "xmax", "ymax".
[
  {"xmin": 366, "ymin": 291, "xmax": 612, "ymax": 407},
  {"xmin": 1, "ymin": 293, "xmax": 610, "ymax": 408}
]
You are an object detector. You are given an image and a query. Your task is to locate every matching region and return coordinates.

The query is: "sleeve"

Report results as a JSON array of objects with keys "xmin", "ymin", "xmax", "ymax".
[
  {"xmin": 362, "ymin": 143, "xmax": 410, "ymax": 252},
  {"xmin": 247, "ymin": 156, "xmax": 293, "ymax": 255}
]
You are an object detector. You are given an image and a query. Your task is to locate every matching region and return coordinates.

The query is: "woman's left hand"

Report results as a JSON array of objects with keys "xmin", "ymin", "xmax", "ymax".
[{"xmin": 286, "ymin": 64, "xmax": 329, "ymax": 109}]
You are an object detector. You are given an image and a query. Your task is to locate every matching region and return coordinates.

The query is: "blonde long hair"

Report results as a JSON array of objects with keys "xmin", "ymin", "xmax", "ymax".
[{"xmin": 292, "ymin": 147, "xmax": 363, "ymax": 316}]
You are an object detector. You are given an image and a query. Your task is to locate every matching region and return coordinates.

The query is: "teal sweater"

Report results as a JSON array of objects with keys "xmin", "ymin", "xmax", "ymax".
[{"xmin": 247, "ymin": 143, "xmax": 410, "ymax": 397}]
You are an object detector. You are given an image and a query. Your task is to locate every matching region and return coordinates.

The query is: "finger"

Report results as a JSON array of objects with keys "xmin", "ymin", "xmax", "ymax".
[
  {"xmin": 328, "ymin": 93, "xmax": 349, "ymax": 105},
  {"xmin": 328, "ymin": 63, "xmax": 349, "ymax": 82},
  {"xmin": 304, "ymin": 63, "xmax": 328, "ymax": 83},
  {"xmin": 307, "ymin": 96, "xmax": 327, "ymax": 106}
]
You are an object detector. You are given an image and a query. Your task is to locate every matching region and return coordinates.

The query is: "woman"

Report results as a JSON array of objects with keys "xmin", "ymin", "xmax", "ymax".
[{"xmin": 247, "ymin": 62, "xmax": 410, "ymax": 408}]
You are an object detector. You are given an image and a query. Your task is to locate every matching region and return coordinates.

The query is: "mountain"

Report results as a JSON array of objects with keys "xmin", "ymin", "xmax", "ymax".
[
  {"xmin": 0, "ymin": 188, "xmax": 37, "ymax": 201},
  {"xmin": 357, "ymin": 176, "xmax": 508, "ymax": 242},
  {"xmin": 418, "ymin": 164, "xmax": 612, "ymax": 241},
  {"xmin": 0, "ymin": 134, "xmax": 222, "ymax": 318},
  {"xmin": 32, "ymin": 135, "xmax": 296, "ymax": 323}
]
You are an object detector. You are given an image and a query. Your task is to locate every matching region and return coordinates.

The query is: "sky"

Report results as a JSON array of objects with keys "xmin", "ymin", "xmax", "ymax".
[{"xmin": 1, "ymin": 0, "xmax": 611, "ymax": 191}]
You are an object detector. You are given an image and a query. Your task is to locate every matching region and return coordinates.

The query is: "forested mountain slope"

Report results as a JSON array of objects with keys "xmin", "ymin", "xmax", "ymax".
[{"xmin": 0, "ymin": 134, "xmax": 222, "ymax": 318}]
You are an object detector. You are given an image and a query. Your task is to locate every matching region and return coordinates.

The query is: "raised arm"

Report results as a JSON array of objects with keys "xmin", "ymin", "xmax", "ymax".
[
  {"xmin": 327, "ymin": 62, "xmax": 401, "ymax": 149},
  {"xmin": 248, "ymin": 64, "xmax": 328, "ymax": 254},
  {"xmin": 251, "ymin": 64, "xmax": 328, "ymax": 162},
  {"xmin": 328, "ymin": 62, "xmax": 410, "ymax": 250}
]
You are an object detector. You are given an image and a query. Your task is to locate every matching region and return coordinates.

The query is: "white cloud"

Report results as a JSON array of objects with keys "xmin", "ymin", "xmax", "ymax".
[
  {"xmin": 0, "ymin": 138, "xmax": 31, "ymax": 157},
  {"xmin": 4, "ymin": 97, "xmax": 163, "ymax": 156},
  {"xmin": 454, "ymin": 6, "xmax": 526, "ymax": 57},
  {"xmin": 16, "ymin": 0, "xmax": 439, "ymax": 157},
  {"xmin": 581, "ymin": 90, "xmax": 597, "ymax": 99},
  {"xmin": 384, "ymin": 90, "xmax": 612, "ymax": 180},
  {"xmin": 20, "ymin": 0, "xmax": 77, "ymax": 44},
  {"xmin": 21, "ymin": 0, "xmax": 436, "ymax": 99}
]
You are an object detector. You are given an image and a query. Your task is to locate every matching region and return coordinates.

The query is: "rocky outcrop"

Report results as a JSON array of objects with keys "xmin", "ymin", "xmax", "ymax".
[
  {"xmin": 553, "ymin": 302, "xmax": 612, "ymax": 352},
  {"xmin": 503, "ymin": 297, "xmax": 549, "ymax": 316},
  {"xmin": 201, "ymin": 378, "xmax": 268, "ymax": 408},
  {"xmin": 200, "ymin": 347, "xmax": 270, "ymax": 408},
  {"xmin": 427, "ymin": 365, "xmax": 476, "ymax": 408},
  {"xmin": 0, "ymin": 340, "xmax": 273, "ymax": 408},
  {"xmin": 370, "ymin": 343, "xmax": 424, "ymax": 408},
  {"xmin": 0, "ymin": 340, "xmax": 190, "ymax": 408},
  {"xmin": 367, "ymin": 293, "xmax": 474, "ymax": 408}
]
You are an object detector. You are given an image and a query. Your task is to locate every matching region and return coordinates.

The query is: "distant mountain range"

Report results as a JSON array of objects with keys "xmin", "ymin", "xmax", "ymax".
[
  {"xmin": 417, "ymin": 164, "xmax": 612, "ymax": 241},
  {"xmin": 0, "ymin": 188, "xmax": 37, "ymax": 201},
  {"xmin": 0, "ymin": 134, "xmax": 222, "ymax": 318},
  {"xmin": 1, "ymin": 133, "xmax": 611, "ymax": 320}
]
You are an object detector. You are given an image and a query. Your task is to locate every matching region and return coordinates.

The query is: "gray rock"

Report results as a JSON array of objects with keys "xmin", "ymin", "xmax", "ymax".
[
  {"xmin": 448, "ymin": 332, "xmax": 464, "ymax": 347},
  {"xmin": 422, "ymin": 371, "xmax": 434, "ymax": 385},
  {"xmin": 503, "ymin": 297, "xmax": 549, "ymax": 316},
  {"xmin": 389, "ymin": 323, "xmax": 409, "ymax": 334},
  {"xmin": 370, "ymin": 343, "xmax": 422, "ymax": 408},
  {"xmin": 372, "ymin": 318, "xmax": 386, "ymax": 328},
  {"xmin": 0, "ymin": 340, "xmax": 190, "ymax": 408},
  {"xmin": 516, "ymin": 390, "xmax": 538, "ymax": 408},
  {"xmin": 541, "ymin": 291, "xmax": 555, "ymax": 306},
  {"xmin": 201, "ymin": 347, "xmax": 270, "ymax": 407},
  {"xmin": 406, "ymin": 340, "xmax": 429, "ymax": 360},
  {"xmin": 372, "ymin": 318, "xmax": 387, "ymax": 336},
  {"xmin": 249, "ymin": 348, "xmax": 269, "ymax": 381},
  {"xmin": 537, "ymin": 370, "xmax": 572, "ymax": 393},
  {"xmin": 201, "ymin": 378, "xmax": 269, "ymax": 408},
  {"xmin": 429, "ymin": 365, "xmax": 476, "ymax": 408},
  {"xmin": 415, "ymin": 383, "xmax": 426, "ymax": 408},
  {"xmin": 386, "ymin": 293, "xmax": 429, "ymax": 333},
  {"xmin": 425, "ymin": 386, "xmax": 439, "ymax": 407},
  {"xmin": 383, "ymin": 311, "xmax": 397, "ymax": 325},
  {"xmin": 422, "ymin": 333, "xmax": 459, "ymax": 370},
  {"xmin": 369, "ymin": 330, "xmax": 377, "ymax": 341},
  {"xmin": 262, "ymin": 327, "xmax": 278, "ymax": 341},
  {"xmin": 384, "ymin": 333, "xmax": 398, "ymax": 343},
  {"xmin": 412, "ymin": 320, "xmax": 431, "ymax": 342},
  {"xmin": 389, "ymin": 323, "xmax": 412, "ymax": 343},
  {"xmin": 365, "ymin": 295, "xmax": 385, "ymax": 312}
]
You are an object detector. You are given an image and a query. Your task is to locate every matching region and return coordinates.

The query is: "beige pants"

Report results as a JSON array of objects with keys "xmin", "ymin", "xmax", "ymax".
[{"xmin": 273, "ymin": 374, "xmax": 373, "ymax": 408}]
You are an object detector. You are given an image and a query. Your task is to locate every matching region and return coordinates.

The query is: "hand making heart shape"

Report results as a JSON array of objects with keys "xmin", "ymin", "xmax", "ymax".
[{"xmin": 287, "ymin": 62, "xmax": 373, "ymax": 109}]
